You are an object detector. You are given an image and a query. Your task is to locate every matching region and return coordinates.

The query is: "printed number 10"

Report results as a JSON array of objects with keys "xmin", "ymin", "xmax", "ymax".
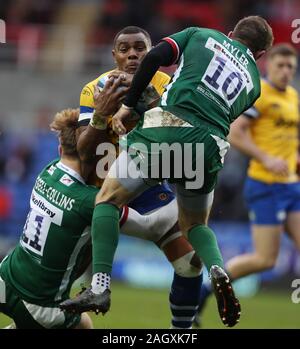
[{"xmin": 204, "ymin": 56, "xmax": 243, "ymax": 101}]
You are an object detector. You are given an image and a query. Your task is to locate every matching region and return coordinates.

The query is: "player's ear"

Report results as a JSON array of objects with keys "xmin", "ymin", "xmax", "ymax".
[
  {"xmin": 58, "ymin": 144, "xmax": 62, "ymax": 157},
  {"xmin": 227, "ymin": 31, "xmax": 233, "ymax": 38},
  {"xmin": 255, "ymin": 50, "xmax": 266, "ymax": 61},
  {"xmin": 112, "ymin": 49, "xmax": 117, "ymax": 63}
]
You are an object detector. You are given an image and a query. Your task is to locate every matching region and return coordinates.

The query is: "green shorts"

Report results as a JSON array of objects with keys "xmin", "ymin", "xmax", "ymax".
[
  {"xmin": 121, "ymin": 107, "xmax": 230, "ymax": 194},
  {"xmin": 0, "ymin": 279, "xmax": 80, "ymax": 329}
]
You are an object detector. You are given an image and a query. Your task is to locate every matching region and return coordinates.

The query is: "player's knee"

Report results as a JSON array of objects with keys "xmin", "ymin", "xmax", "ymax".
[
  {"xmin": 180, "ymin": 222, "xmax": 208, "ymax": 236},
  {"xmin": 95, "ymin": 189, "xmax": 121, "ymax": 207},
  {"xmin": 178, "ymin": 215, "xmax": 208, "ymax": 234},
  {"xmin": 172, "ymin": 251, "xmax": 203, "ymax": 277},
  {"xmin": 256, "ymin": 254, "xmax": 277, "ymax": 270}
]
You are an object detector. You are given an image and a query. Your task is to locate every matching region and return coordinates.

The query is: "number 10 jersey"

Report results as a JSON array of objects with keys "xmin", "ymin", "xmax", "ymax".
[{"xmin": 160, "ymin": 27, "xmax": 261, "ymax": 136}]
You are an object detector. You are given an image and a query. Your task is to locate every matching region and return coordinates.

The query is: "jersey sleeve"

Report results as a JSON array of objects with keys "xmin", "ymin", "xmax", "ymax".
[
  {"xmin": 243, "ymin": 91, "xmax": 265, "ymax": 119},
  {"xmin": 161, "ymin": 27, "xmax": 199, "ymax": 64},
  {"xmin": 243, "ymin": 105, "xmax": 260, "ymax": 119},
  {"xmin": 79, "ymin": 84, "xmax": 95, "ymax": 127}
]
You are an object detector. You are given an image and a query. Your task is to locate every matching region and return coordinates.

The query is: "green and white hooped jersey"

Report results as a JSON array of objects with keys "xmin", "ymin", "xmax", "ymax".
[
  {"xmin": 160, "ymin": 27, "xmax": 261, "ymax": 136},
  {"xmin": 0, "ymin": 160, "xmax": 98, "ymax": 305}
]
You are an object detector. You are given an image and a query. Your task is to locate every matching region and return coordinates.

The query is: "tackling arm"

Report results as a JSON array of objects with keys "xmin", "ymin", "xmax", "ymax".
[{"xmin": 77, "ymin": 76, "xmax": 128, "ymax": 179}]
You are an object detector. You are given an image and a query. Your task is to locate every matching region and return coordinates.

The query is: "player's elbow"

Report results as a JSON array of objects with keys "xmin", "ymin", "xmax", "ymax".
[{"xmin": 228, "ymin": 123, "xmax": 248, "ymax": 148}]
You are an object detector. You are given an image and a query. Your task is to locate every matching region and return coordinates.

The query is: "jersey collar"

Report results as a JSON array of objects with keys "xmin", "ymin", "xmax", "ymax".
[
  {"xmin": 56, "ymin": 161, "xmax": 86, "ymax": 184},
  {"xmin": 264, "ymin": 77, "xmax": 287, "ymax": 92}
]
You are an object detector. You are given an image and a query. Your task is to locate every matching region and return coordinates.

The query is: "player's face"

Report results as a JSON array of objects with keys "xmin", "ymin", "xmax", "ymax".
[
  {"xmin": 267, "ymin": 54, "xmax": 297, "ymax": 89},
  {"xmin": 112, "ymin": 33, "xmax": 151, "ymax": 74}
]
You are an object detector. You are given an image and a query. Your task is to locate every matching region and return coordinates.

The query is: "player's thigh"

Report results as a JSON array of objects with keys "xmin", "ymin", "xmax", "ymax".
[
  {"xmin": 0, "ymin": 284, "xmax": 44, "ymax": 329},
  {"xmin": 285, "ymin": 211, "xmax": 300, "ymax": 250},
  {"xmin": 175, "ymin": 183, "xmax": 214, "ymax": 233},
  {"xmin": 284, "ymin": 182, "xmax": 300, "ymax": 249},
  {"xmin": 0, "ymin": 281, "xmax": 80, "ymax": 329},
  {"xmin": 244, "ymin": 178, "xmax": 283, "ymax": 259},
  {"xmin": 244, "ymin": 178, "xmax": 285, "ymax": 225},
  {"xmin": 97, "ymin": 150, "xmax": 157, "ymax": 206},
  {"xmin": 251, "ymin": 224, "xmax": 282, "ymax": 261}
]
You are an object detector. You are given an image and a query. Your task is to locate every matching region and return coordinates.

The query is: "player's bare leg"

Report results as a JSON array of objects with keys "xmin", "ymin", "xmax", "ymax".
[
  {"xmin": 226, "ymin": 225, "xmax": 281, "ymax": 278},
  {"xmin": 285, "ymin": 212, "xmax": 300, "ymax": 251}
]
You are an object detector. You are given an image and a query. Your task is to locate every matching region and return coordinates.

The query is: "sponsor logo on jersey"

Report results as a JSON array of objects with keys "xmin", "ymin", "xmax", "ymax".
[
  {"xmin": 60, "ymin": 174, "xmax": 74, "ymax": 187},
  {"xmin": 47, "ymin": 165, "xmax": 56, "ymax": 176},
  {"xmin": 275, "ymin": 116, "xmax": 298, "ymax": 128},
  {"xmin": 32, "ymin": 192, "xmax": 56, "ymax": 218},
  {"xmin": 31, "ymin": 190, "xmax": 63, "ymax": 225},
  {"xmin": 158, "ymin": 193, "xmax": 169, "ymax": 201},
  {"xmin": 82, "ymin": 88, "xmax": 91, "ymax": 96},
  {"xmin": 214, "ymin": 43, "xmax": 222, "ymax": 51}
]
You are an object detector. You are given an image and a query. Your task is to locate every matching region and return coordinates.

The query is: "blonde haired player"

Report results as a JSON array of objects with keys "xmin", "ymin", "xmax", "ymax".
[{"xmin": 0, "ymin": 108, "xmax": 198, "ymax": 328}]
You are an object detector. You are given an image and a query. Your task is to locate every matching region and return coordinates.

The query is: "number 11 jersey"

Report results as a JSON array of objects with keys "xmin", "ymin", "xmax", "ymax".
[{"xmin": 0, "ymin": 160, "xmax": 98, "ymax": 305}]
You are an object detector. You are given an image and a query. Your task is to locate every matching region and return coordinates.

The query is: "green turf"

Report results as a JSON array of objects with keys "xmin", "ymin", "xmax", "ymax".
[{"xmin": 0, "ymin": 283, "xmax": 299, "ymax": 329}]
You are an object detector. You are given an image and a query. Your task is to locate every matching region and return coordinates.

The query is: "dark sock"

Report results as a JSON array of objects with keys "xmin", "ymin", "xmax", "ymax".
[{"xmin": 169, "ymin": 272, "xmax": 203, "ymax": 328}]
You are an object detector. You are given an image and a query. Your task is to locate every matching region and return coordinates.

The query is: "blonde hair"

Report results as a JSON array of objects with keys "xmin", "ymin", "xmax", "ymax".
[
  {"xmin": 267, "ymin": 43, "xmax": 298, "ymax": 60},
  {"xmin": 50, "ymin": 108, "xmax": 79, "ymax": 157}
]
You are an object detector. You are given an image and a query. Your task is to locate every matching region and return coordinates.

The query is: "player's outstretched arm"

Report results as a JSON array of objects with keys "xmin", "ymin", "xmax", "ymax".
[{"xmin": 77, "ymin": 76, "xmax": 128, "ymax": 177}]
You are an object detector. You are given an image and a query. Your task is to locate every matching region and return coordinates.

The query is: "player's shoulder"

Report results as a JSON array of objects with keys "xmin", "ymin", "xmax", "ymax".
[
  {"xmin": 286, "ymin": 85, "xmax": 299, "ymax": 98},
  {"xmin": 260, "ymin": 79, "xmax": 271, "ymax": 90},
  {"xmin": 39, "ymin": 158, "xmax": 59, "ymax": 178},
  {"xmin": 81, "ymin": 70, "xmax": 114, "ymax": 94},
  {"xmin": 259, "ymin": 79, "xmax": 276, "ymax": 98}
]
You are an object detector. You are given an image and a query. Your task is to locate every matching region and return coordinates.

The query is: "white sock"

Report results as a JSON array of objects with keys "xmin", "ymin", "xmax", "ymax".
[{"xmin": 91, "ymin": 272, "xmax": 110, "ymax": 294}]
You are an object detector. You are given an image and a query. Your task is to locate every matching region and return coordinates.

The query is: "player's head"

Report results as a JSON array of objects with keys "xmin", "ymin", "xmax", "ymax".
[
  {"xmin": 266, "ymin": 43, "xmax": 298, "ymax": 89},
  {"xmin": 50, "ymin": 108, "xmax": 79, "ymax": 158},
  {"xmin": 112, "ymin": 26, "xmax": 152, "ymax": 74},
  {"xmin": 230, "ymin": 16, "xmax": 273, "ymax": 60}
]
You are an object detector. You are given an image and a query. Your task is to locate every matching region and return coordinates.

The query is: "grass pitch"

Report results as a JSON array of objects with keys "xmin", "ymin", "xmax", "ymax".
[{"xmin": 0, "ymin": 282, "xmax": 298, "ymax": 329}]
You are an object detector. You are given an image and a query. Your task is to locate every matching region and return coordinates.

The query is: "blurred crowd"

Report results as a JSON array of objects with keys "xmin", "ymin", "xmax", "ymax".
[
  {"xmin": 0, "ymin": 0, "xmax": 299, "ymax": 243},
  {"xmin": 1, "ymin": 0, "xmax": 299, "ymax": 70}
]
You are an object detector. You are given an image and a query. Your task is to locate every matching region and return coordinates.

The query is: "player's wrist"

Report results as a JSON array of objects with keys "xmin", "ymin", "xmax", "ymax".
[
  {"xmin": 121, "ymin": 103, "xmax": 133, "ymax": 111},
  {"xmin": 89, "ymin": 111, "xmax": 108, "ymax": 130}
]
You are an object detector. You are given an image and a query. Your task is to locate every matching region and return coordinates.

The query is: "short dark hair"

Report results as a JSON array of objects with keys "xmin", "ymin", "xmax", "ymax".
[
  {"xmin": 232, "ymin": 16, "xmax": 274, "ymax": 54},
  {"xmin": 113, "ymin": 26, "xmax": 152, "ymax": 48},
  {"xmin": 267, "ymin": 43, "xmax": 298, "ymax": 60}
]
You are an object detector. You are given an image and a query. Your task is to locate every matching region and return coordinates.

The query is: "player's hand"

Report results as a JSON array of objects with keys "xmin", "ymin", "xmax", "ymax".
[
  {"xmin": 93, "ymin": 75, "xmax": 129, "ymax": 118},
  {"xmin": 262, "ymin": 156, "xmax": 289, "ymax": 177},
  {"xmin": 108, "ymin": 70, "xmax": 133, "ymax": 87},
  {"xmin": 112, "ymin": 105, "xmax": 132, "ymax": 135}
]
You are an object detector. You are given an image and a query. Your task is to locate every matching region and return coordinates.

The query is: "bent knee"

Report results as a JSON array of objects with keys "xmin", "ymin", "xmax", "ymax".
[
  {"xmin": 179, "ymin": 220, "xmax": 208, "ymax": 235},
  {"xmin": 255, "ymin": 255, "xmax": 277, "ymax": 270},
  {"xmin": 95, "ymin": 190, "xmax": 120, "ymax": 207}
]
